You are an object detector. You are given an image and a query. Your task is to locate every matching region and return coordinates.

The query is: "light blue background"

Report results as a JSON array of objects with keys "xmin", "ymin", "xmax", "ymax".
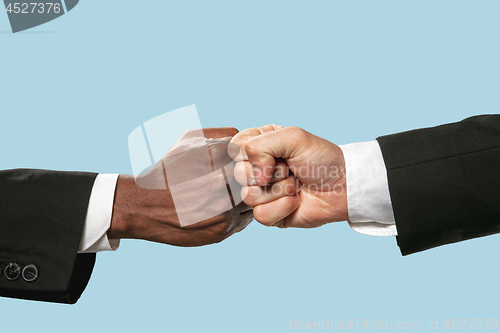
[{"xmin": 1, "ymin": 1, "xmax": 499, "ymax": 332}]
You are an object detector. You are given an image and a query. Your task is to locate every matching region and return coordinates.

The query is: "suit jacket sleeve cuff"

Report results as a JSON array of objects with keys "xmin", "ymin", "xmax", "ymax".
[
  {"xmin": 377, "ymin": 115, "xmax": 500, "ymax": 255},
  {"xmin": 0, "ymin": 169, "xmax": 98, "ymax": 304}
]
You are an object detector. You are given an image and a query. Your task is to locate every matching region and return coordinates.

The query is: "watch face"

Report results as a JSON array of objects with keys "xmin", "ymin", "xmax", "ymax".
[{"xmin": 4, "ymin": 0, "xmax": 80, "ymax": 33}]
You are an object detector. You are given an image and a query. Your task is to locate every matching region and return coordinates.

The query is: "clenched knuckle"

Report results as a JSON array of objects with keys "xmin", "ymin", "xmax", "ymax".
[
  {"xmin": 253, "ymin": 206, "xmax": 271, "ymax": 226},
  {"xmin": 287, "ymin": 126, "xmax": 306, "ymax": 140},
  {"xmin": 241, "ymin": 187, "xmax": 254, "ymax": 206},
  {"xmin": 244, "ymin": 141, "xmax": 259, "ymax": 157},
  {"xmin": 284, "ymin": 196, "xmax": 298, "ymax": 211},
  {"xmin": 227, "ymin": 126, "xmax": 238, "ymax": 134}
]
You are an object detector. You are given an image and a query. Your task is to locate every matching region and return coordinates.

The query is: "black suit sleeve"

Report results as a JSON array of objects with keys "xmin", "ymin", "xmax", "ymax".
[
  {"xmin": 0, "ymin": 169, "xmax": 98, "ymax": 304},
  {"xmin": 376, "ymin": 115, "xmax": 500, "ymax": 255}
]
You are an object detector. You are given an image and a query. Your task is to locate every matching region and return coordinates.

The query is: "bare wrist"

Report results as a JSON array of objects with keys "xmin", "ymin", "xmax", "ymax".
[{"xmin": 107, "ymin": 175, "xmax": 177, "ymax": 240}]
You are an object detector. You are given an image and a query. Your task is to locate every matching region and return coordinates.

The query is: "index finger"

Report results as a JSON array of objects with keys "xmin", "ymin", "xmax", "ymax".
[{"xmin": 228, "ymin": 124, "xmax": 284, "ymax": 161}]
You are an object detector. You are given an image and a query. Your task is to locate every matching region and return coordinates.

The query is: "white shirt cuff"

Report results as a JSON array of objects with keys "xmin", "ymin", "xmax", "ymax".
[
  {"xmin": 339, "ymin": 141, "xmax": 397, "ymax": 236},
  {"xmin": 78, "ymin": 174, "xmax": 120, "ymax": 253}
]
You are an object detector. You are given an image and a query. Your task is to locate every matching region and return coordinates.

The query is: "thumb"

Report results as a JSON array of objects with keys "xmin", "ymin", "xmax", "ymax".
[{"xmin": 243, "ymin": 126, "xmax": 310, "ymax": 186}]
